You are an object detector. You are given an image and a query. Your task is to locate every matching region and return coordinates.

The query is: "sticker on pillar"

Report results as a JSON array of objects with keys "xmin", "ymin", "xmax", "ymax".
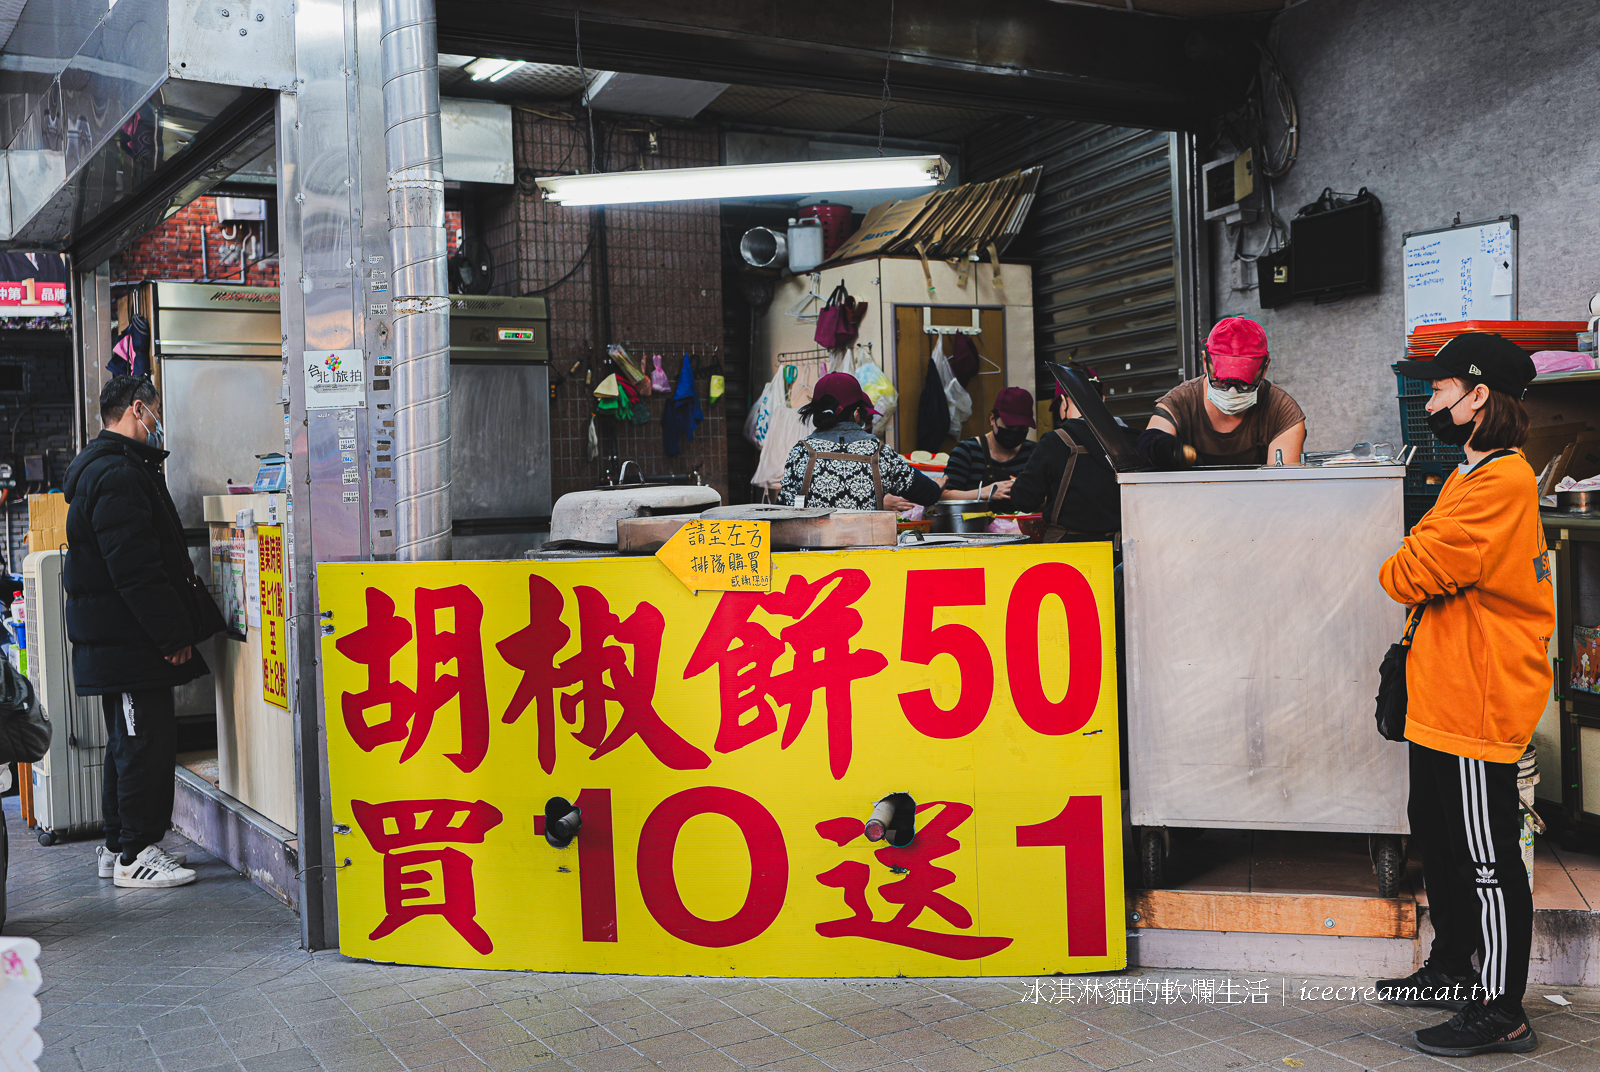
[
  {"xmin": 259, "ymin": 525, "xmax": 288, "ymax": 710},
  {"xmin": 304, "ymin": 349, "xmax": 366, "ymax": 409},
  {"xmin": 343, "ymin": 491, "xmax": 360, "ymax": 503},
  {"xmin": 343, "ymin": 467, "xmax": 359, "ymax": 485}
]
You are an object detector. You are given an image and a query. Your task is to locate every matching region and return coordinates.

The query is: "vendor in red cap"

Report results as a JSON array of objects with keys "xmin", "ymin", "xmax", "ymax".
[
  {"xmin": 1140, "ymin": 317, "xmax": 1307, "ymax": 468},
  {"xmin": 779, "ymin": 371, "xmax": 943, "ymax": 511},
  {"xmin": 938, "ymin": 386, "xmax": 1039, "ymax": 513}
]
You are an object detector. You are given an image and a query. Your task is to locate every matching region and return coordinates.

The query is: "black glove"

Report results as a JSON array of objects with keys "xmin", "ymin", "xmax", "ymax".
[{"xmin": 1137, "ymin": 428, "xmax": 1195, "ymax": 470}]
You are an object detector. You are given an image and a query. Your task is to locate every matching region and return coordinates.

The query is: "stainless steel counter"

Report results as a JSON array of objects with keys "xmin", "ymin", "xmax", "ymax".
[{"xmin": 1120, "ymin": 463, "xmax": 1409, "ymax": 839}]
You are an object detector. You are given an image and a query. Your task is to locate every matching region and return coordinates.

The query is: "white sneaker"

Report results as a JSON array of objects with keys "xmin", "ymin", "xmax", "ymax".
[
  {"xmin": 113, "ymin": 844, "xmax": 197, "ymax": 888},
  {"xmin": 98, "ymin": 844, "xmax": 187, "ymax": 879}
]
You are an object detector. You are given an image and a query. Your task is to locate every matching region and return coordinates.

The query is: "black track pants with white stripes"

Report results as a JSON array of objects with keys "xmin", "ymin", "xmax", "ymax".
[
  {"xmin": 100, "ymin": 688, "xmax": 177, "ymax": 858},
  {"xmin": 1408, "ymin": 741, "xmax": 1531, "ymax": 1010}
]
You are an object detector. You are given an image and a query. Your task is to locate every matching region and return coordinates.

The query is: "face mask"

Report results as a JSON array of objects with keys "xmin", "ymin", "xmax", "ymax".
[
  {"xmin": 1207, "ymin": 383, "xmax": 1259, "ymax": 415},
  {"xmin": 137, "ymin": 408, "xmax": 165, "ymax": 451},
  {"xmin": 1425, "ymin": 391, "xmax": 1476, "ymax": 447},
  {"xmin": 994, "ymin": 425, "xmax": 1029, "ymax": 449}
]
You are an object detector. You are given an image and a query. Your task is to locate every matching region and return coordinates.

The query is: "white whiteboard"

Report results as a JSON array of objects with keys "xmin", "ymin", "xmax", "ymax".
[{"xmin": 1402, "ymin": 216, "xmax": 1517, "ymax": 334}]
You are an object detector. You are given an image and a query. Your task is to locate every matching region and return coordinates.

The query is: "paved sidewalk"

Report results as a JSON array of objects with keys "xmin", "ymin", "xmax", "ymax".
[{"xmin": 5, "ymin": 803, "xmax": 1598, "ymax": 1072}]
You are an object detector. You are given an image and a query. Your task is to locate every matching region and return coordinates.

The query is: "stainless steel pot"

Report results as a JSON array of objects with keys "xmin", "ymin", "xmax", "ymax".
[
  {"xmin": 928, "ymin": 501, "xmax": 995, "ymax": 534},
  {"xmin": 1556, "ymin": 489, "xmax": 1600, "ymax": 514}
]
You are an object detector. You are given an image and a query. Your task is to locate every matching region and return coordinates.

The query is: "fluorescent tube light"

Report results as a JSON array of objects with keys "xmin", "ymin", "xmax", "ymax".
[
  {"xmin": 466, "ymin": 58, "xmax": 526, "ymax": 82},
  {"xmin": 536, "ymin": 155, "xmax": 950, "ymax": 207}
]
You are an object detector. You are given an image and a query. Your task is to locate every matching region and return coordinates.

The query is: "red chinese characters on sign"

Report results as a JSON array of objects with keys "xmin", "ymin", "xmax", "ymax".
[
  {"xmin": 498, "ymin": 579, "xmax": 710, "ymax": 774},
  {"xmin": 351, "ymin": 797, "xmax": 504, "ymax": 953},
  {"xmin": 684, "ymin": 569, "xmax": 888, "ymax": 779},
  {"xmin": 813, "ymin": 801, "xmax": 1012, "ymax": 959},
  {"xmin": 336, "ymin": 586, "xmax": 491, "ymax": 773}
]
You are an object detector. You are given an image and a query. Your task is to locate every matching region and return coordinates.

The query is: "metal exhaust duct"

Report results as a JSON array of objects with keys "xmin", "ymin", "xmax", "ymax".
[{"xmin": 381, "ymin": 0, "xmax": 452, "ymax": 560}]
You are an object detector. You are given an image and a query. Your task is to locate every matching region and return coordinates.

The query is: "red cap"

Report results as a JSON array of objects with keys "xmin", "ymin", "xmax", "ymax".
[
  {"xmin": 812, "ymin": 372, "xmax": 879, "ymax": 418},
  {"xmin": 992, "ymin": 386, "xmax": 1036, "ymax": 428},
  {"xmin": 1205, "ymin": 317, "xmax": 1269, "ymax": 383}
]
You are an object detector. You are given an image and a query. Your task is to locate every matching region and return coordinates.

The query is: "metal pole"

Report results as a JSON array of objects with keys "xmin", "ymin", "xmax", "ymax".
[{"xmin": 380, "ymin": 0, "xmax": 451, "ymax": 561}]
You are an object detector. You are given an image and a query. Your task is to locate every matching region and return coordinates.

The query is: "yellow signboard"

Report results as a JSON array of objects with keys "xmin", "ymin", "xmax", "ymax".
[
  {"xmin": 258, "ymin": 525, "xmax": 288, "ymax": 709},
  {"xmin": 318, "ymin": 544, "xmax": 1122, "ymax": 976},
  {"xmin": 655, "ymin": 519, "xmax": 771, "ymax": 592}
]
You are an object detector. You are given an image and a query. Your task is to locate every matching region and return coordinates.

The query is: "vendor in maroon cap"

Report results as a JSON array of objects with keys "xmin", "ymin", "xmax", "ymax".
[
  {"xmin": 938, "ymin": 386, "xmax": 1039, "ymax": 514},
  {"xmin": 779, "ymin": 371, "xmax": 943, "ymax": 511},
  {"xmin": 1140, "ymin": 317, "xmax": 1307, "ymax": 468}
]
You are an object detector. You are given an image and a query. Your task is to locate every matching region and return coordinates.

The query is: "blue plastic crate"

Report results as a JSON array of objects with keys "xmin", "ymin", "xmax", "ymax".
[
  {"xmin": 1404, "ymin": 491, "xmax": 1440, "ymax": 533},
  {"xmin": 1395, "ymin": 368, "xmax": 1435, "ymax": 398},
  {"xmin": 1405, "ymin": 460, "xmax": 1452, "ymax": 494},
  {"xmin": 1397, "ymin": 396, "xmax": 1469, "ymax": 465}
]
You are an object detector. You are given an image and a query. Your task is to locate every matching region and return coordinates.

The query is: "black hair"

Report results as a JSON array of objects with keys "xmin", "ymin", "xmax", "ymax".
[
  {"xmin": 100, "ymin": 375, "xmax": 159, "ymax": 426},
  {"xmin": 797, "ymin": 393, "xmax": 871, "ymax": 432},
  {"xmin": 1470, "ymin": 388, "xmax": 1530, "ymax": 452}
]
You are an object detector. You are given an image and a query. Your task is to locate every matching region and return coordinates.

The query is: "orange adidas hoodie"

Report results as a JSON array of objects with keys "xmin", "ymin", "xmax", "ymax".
[{"xmin": 1378, "ymin": 450, "xmax": 1554, "ymax": 763}]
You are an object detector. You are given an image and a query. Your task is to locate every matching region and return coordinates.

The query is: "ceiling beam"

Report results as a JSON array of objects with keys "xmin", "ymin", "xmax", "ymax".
[{"xmin": 438, "ymin": 0, "xmax": 1264, "ymax": 132}]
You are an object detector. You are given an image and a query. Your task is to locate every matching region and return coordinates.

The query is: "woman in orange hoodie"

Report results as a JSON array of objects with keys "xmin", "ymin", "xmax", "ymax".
[{"xmin": 1374, "ymin": 334, "xmax": 1553, "ymax": 1059}]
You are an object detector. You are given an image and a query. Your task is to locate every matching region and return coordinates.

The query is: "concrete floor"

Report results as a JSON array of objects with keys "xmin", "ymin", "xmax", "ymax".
[{"xmin": 6, "ymin": 804, "xmax": 1600, "ymax": 1072}]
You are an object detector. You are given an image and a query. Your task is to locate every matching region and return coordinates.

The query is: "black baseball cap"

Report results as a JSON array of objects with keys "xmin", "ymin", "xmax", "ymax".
[{"xmin": 1395, "ymin": 332, "xmax": 1538, "ymax": 398}]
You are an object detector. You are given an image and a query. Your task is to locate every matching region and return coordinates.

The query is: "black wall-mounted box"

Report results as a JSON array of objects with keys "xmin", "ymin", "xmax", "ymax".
[{"xmin": 1290, "ymin": 195, "xmax": 1380, "ymax": 299}]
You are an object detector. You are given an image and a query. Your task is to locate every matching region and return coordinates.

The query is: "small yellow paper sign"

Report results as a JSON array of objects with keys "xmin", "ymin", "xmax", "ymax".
[{"xmin": 655, "ymin": 519, "xmax": 772, "ymax": 593}]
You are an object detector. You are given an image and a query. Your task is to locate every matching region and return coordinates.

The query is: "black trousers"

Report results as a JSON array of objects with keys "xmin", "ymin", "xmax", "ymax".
[
  {"xmin": 100, "ymin": 688, "xmax": 176, "ymax": 857},
  {"xmin": 1409, "ymin": 741, "xmax": 1532, "ymax": 1010}
]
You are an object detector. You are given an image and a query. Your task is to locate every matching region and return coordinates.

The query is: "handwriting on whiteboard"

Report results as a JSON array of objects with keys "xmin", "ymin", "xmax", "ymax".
[{"xmin": 1403, "ymin": 220, "xmax": 1514, "ymax": 334}]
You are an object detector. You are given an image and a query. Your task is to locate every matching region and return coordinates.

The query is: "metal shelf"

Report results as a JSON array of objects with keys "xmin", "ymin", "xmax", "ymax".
[{"xmin": 1531, "ymin": 368, "xmax": 1600, "ymax": 386}]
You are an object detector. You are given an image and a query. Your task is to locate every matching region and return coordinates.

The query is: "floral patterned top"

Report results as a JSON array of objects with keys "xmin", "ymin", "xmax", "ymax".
[{"xmin": 778, "ymin": 423, "xmax": 920, "ymax": 509}]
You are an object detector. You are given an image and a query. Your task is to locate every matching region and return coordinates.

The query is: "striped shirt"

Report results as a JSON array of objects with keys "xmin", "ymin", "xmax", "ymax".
[{"xmin": 942, "ymin": 435, "xmax": 1034, "ymax": 512}]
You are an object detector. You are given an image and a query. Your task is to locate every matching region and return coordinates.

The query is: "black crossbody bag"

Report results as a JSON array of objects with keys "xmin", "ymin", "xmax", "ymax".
[{"xmin": 1374, "ymin": 604, "xmax": 1424, "ymax": 742}]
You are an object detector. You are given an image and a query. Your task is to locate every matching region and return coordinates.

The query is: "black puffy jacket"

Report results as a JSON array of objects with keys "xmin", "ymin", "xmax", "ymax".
[{"xmin": 62, "ymin": 431, "xmax": 211, "ymax": 694}]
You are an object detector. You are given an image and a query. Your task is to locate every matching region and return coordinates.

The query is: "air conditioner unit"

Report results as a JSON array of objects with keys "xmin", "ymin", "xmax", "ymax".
[
  {"xmin": 23, "ymin": 551, "xmax": 107, "ymax": 847},
  {"xmin": 214, "ymin": 197, "xmax": 267, "ymax": 223}
]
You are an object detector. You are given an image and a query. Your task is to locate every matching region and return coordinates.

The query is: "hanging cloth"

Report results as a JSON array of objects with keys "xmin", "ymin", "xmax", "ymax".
[
  {"xmin": 946, "ymin": 333, "xmax": 980, "ymax": 387},
  {"xmin": 663, "ymin": 354, "xmax": 703, "ymax": 455},
  {"xmin": 916, "ymin": 355, "xmax": 951, "ymax": 453},
  {"xmin": 752, "ymin": 391, "xmax": 812, "ymax": 490}
]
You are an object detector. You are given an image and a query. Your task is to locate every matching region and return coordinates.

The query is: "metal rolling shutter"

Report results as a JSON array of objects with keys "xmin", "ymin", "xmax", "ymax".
[{"xmin": 967, "ymin": 118, "xmax": 1192, "ymax": 426}]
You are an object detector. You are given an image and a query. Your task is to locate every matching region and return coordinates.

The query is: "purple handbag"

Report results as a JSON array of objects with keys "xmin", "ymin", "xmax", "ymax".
[{"xmin": 814, "ymin": 282, "xmax": 868, "ymax": 350}]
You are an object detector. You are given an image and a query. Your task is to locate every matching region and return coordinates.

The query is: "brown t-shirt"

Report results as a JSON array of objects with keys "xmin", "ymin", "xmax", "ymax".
[{"xmin": 1152, "ymin": 376, "xmax": 1306, "ymax": 466}]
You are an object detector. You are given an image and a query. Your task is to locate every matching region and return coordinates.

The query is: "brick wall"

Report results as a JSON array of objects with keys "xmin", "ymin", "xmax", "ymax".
[
  {"xmin": 489, "ymin": 113, "xmax": 726, "ymax": 503},
  {"xmin": 114, "ymin": 196, "xmax": 280, "ymax": 288}
]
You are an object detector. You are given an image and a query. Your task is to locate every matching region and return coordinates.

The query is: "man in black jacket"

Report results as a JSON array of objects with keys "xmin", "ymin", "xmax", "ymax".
[
  {"xmin": 65, "ymin": 376, "xmax": 210, "ymax": 889},
  {"xmin": 1009, "ymin": 369, "xmax": 1125, "ymax": 535}
]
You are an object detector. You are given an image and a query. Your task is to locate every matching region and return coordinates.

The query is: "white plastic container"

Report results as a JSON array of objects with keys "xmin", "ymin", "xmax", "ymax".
[{"xmin": 786, "ymin": 218, "xmax": 824, "ymax": 272}]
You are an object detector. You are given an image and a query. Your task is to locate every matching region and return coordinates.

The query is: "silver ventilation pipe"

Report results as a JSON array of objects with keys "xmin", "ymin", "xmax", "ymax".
[{"xmin": 380, "ymin": 0, "xmax": 452, "ymax": 560}]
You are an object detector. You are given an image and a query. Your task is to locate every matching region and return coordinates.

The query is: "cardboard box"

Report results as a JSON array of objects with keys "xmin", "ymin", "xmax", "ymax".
[
  {"xmin": 27, "ymin": 492, "xmax": 66, "ymax": 557},
  {"xmin": 823, "ymin": 167, "xmax": 1043, "ymax": 269}
]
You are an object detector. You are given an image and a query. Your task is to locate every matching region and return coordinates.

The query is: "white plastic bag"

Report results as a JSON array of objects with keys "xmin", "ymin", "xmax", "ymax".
[
  {"xmin": 752, "ymin": 398, "xmax": 811, "ymax": 492},
  {"xmin": 931, "ymin": 337, "xmax": 972, "ymax": 438},
  {"xmin": 855, "ymin": 360, "xmax": 899, "ymax": 436},
  {"xmin": 744, "ymin": 374, "xmax": 780, "ymax": 448}
]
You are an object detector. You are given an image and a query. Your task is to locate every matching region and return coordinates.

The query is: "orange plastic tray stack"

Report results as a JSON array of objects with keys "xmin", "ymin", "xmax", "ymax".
[{"xmin": 1406, "ymin": 319, "xmax": 1586, "ymax": 359}]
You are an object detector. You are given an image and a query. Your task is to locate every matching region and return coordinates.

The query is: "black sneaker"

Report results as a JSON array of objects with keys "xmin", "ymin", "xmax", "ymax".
[
  {"xmin": 1414, "ymin": 1002, "xmax": 1538, "ymax": 1057},
  {"xmin": 1375, "ymin": 961, "xmax": 1477, "ymax": 1010}
]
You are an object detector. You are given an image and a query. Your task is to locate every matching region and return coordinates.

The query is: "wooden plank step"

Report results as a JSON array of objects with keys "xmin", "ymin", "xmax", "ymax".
[{"xmin": 1128, "ymin": 889, "xmax": 1418, "ymax": 940}]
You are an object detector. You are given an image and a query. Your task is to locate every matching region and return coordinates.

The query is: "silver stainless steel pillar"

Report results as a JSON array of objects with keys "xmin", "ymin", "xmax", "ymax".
[
  {"xmin": 278, "ymin": 0, "xmax": 400, "ymax": 949},
  {"xmin": 380, "ymin": 0, "xmax": 452, "ymax": 562}
]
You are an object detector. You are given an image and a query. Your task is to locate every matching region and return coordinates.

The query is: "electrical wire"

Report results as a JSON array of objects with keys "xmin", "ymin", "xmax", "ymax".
[
  {"xmin": 1255, "ymin": 44, "xmax": 1299, "ymax": 180},
  {"xmin": 573, "ymin": 9, "xmax": 600, "ymax": 176},
  {"xmin": 523, "ymin": 214, "xmax": 597, "ymax": 296},
  {"xmin": 876, "ymin": 0, "xmax": 895, "ymax": 156}
]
